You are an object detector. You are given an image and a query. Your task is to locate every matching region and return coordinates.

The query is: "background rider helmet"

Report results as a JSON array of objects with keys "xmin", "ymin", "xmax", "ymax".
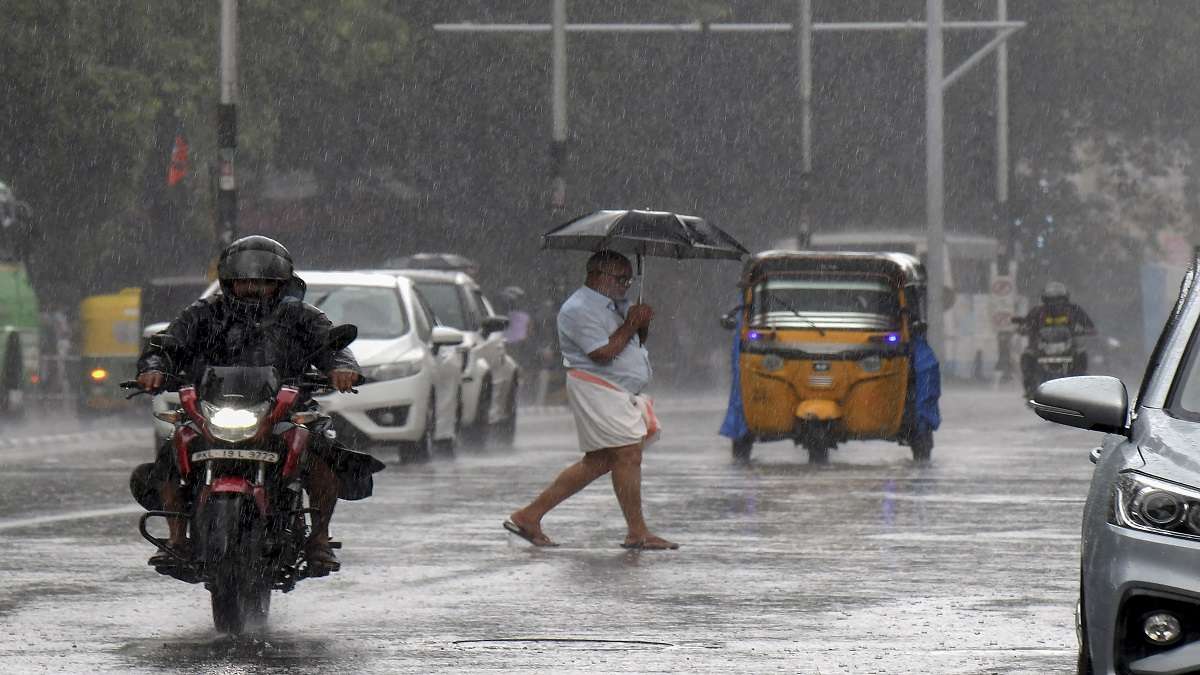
[{"xmin": 1041, "ymin": 281, "xmax": 1069, "ymax": 308}]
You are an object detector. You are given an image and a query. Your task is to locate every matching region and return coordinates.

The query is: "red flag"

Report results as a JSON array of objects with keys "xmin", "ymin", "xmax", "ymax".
[{"xmin": 166, "ymin": 132, "xmax": 189, "ymax": 186}]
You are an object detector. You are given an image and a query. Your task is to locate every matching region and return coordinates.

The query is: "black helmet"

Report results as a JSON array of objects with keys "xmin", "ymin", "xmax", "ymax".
[
  {"xmin": 218, "ymin": 235, "xmax": 293, "ymax": 285},
  {"xmin": 1042, "ymin": 281, "xmax": 1069, "ymax": 305}
]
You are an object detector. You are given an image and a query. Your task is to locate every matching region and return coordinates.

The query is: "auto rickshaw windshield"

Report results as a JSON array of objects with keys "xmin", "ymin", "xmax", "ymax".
[{"xmin": 749, "ymin": 275, "xmax": 900, "ymax": 330}]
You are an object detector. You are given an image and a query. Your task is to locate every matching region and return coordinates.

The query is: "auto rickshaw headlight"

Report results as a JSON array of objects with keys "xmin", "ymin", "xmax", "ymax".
[
  {"xmin": 859, "ymin": 355, "xmax": 882, "ymax": 372},
  {"xmin": 762, "ymin": 354, "xmax": 784, "ymax": 372}
]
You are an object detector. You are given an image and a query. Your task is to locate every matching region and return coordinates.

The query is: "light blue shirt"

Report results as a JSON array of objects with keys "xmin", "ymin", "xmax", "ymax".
[{"xmin": 558, "ymin": 286, "xmax": 652, "ymax": 394}]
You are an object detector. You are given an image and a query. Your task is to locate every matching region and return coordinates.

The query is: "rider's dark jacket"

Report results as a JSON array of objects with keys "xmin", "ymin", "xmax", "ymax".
[
  {"xmin": 1020, "ymin": 302, "xmax": 1096, "ymax": 342},
  {"xmin": 137, "ymin": 280, "xmax": 359, "ymax": 383}
]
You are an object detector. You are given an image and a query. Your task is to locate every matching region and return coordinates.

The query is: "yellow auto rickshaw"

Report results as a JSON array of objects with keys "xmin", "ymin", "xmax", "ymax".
[
  {"xmin": 79, "ymin": 287, "xmax": 141, "ymax": 411},
  {"xmin": 720, "ymin": 250, "xmax": 940, "ymax": 464}
]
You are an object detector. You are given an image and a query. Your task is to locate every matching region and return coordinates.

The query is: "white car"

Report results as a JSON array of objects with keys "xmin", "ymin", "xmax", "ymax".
[
  {"xmin": 379, "ymin": 269, "xmax": 520, "ymax": 446},
  {"xmin": 145, "ymin": 271, "xmax": 464, "ymax": 462}
]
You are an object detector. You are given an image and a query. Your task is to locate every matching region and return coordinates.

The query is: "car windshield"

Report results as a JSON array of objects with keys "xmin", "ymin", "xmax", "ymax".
[
  {"xmin": 414, "ymin": 282, "xmax": 471, "ymax": 330},
  {"xmin": 749, "ymin": 275, "xmax": 899, "ymax": 330},
  {"xmin": 307, "ymin": 285, "xmax": 408, "ymax": 340}
]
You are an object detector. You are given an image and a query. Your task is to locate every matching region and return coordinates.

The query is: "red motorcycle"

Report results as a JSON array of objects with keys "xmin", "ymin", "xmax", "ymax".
[{"xmin": 125, "ymin": 325, "xmax": 362, "ymax": 634}]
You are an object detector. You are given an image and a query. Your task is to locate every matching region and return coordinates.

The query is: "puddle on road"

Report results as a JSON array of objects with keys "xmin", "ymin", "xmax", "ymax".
[
  {"xmin": 119, "ymin": 634, "xmax": 344, "ymax": 671},
  {"xmin": 453, "ymin": 637, "xmax": 674, "ymax": 651}
]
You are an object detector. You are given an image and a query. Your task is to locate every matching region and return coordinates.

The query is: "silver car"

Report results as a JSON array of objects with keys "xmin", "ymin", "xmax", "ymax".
[{"xmin": 1033, "ymin": 265, "xmax": 1200, "ymax": 674}]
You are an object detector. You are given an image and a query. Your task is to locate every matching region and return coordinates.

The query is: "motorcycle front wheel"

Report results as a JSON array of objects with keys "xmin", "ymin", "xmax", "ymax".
[{"xmin": 210, "ymin": 563, "xmax": 271, "ymax": 635}]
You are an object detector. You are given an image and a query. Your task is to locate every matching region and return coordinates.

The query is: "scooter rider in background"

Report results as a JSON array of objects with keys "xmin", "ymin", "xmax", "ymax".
[
  {"xmin": 136, "ymin": 235, "xmax": 362, "ymax": 573},
  {"xmin": 1017, "ymin": 281, "xmax": 1096, "ymax": 395}
]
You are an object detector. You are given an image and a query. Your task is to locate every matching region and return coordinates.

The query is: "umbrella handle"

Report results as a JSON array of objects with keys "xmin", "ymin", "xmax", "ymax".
[{"xmin": 636, "ymin": 253, "xmax": 644, "ymax": 304}]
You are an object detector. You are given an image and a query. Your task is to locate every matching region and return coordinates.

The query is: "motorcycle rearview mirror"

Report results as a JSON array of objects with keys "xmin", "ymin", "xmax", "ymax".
[
  {"xmin": 327, "ymin": 324, "xmax": 358, "ymax": 351},
  {"xmin": 720, "ymin": 306, "xmax": 742, "ymax": 330}
]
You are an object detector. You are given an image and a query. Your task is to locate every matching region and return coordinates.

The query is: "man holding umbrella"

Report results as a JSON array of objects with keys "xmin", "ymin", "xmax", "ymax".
[{"xmin": 504, "ymin": 250, "xmax": 678, "ymax": 550}]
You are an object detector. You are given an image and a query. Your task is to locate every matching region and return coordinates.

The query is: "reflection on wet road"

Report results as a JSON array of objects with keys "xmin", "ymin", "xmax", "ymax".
[{"xmin": 0, "ymin": 386, "xmax": 1091, "ymax": 673}]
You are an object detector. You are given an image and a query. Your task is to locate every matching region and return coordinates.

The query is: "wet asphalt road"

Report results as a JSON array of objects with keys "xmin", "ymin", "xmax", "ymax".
[{"xmin": 0, "ymin": 385, "xmax": 1097, "ymax": 674}]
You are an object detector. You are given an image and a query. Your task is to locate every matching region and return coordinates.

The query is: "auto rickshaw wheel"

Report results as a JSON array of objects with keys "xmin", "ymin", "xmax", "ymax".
[
  {"xmin": 731, "ymin": 436, "xmax": 753, "ymax": 463},
  {"xmin": 910, "ymin": 430, "xmax": 934, "ymax": 463},
  {"xmin": 799, "ymin": 421, "xmax": 834, "ymax": 464}
]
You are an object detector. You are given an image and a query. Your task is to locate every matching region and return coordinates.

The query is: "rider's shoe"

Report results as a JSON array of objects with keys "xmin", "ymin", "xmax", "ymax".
[
  {"xmin": 149, "ymin": 540, "xmax": 190, "ymax": 567},
  {"xmin": 304, "ymin": 540, "xmax": 341, "ymax": 576}
]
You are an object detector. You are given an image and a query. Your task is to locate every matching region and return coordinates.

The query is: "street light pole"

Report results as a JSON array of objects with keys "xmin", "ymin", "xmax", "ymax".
[
  {"xmin": 797, "ymin": 0, "xmax": 813, "ymax": 247},
  {"xmin": 216, "ymin": 0, "xmax": 239, "ymax": 247},
  {"xmin": 996, "ymin": 0, "xmax": 1010, "ymax": 262},
  {"xmin": 550, "ymin": 0, "xmax": 568, "ymax": 211},
  {"xmin": 926, "ymin": 0, "xmax": 946, "ymax": 356},
  {"xmin": 435, "ymin": 5, "xmax": 1024, "ymax": 357}
]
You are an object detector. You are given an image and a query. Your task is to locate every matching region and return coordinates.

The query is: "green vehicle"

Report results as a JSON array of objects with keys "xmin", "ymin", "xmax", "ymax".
[{"xmin": 0, "ymin": 180, "xmax": 40, "ymax": 417}]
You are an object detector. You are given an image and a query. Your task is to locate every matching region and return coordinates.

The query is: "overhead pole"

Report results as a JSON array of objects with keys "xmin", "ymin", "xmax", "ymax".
[
  {"xmin": 434, "ymin": 4, "xmax": 1026, "ymax": 358},
  {"xmin": 550, "ymin": 0, "xmax": 568, "ymax": 211},
  {"xmin": 926, "ymin": 0, "xmax": 946, "ymax": 358},
  {"xmin": 216, "ymin": 0, "xmax": 239, "ymax": 248},
  {"xmin": 996, "ymin": 0, "xmax": 1010, "ymax": 263},
  {"xmin": 797, "ymin": 0, "xmax": 813, "ymax": 247}
]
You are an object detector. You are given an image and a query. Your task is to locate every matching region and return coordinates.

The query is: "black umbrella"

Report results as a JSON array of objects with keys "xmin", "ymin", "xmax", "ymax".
[{"xmin": 542, "ymin": 209, "xmax": 748, "ymax": 301}]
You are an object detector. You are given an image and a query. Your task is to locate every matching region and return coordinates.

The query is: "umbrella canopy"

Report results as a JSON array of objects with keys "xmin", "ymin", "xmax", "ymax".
[
  {"xmin": 542, "ymin": 210, "xmax": 747, "ymax": 261},
  {"xmin": 383, "ymin": 252, "xmax": 478, "ymax": 272}
]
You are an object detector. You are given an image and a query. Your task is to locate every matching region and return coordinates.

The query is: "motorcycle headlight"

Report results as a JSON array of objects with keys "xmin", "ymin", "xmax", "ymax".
[
  {"xmin": 1112, "ymin": 473, "xmax": 1200, "ymax": 539},
  {"xmin": 361, "ymin": 358, "xmax": 423, "ymax": 382},
  {"xmin": 1043, "ymin": 342, "xmax": 1069, "ymax": 356},
  {"xmin": 201, "ymin": 401, "xmax": 271, "ymax": 442}
]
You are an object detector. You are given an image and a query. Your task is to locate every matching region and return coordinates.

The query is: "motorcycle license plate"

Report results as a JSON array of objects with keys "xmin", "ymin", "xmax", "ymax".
[{"xmin": 191, "ymin": 449, "xmax": 279, "ymax": 463}]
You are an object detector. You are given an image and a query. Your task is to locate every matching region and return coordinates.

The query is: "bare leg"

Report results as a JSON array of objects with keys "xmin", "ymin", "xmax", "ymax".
[
  {"xmin": 160, "ymin": 480, "xmax": 187, "ymax": 546},
  {"xmin": 307, "ymin": 458, "xmax": 338, "ymax": 545},
  {"xmin": 611, "ymin": 443, "xmax": 678, "ymax": 550},
  {"xmin": 509, "ymin": 449, "xmax": 616, "ymax": 544}
]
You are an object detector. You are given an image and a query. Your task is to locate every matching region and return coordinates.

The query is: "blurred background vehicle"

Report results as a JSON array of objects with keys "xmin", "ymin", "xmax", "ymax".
[{"xmin": 384, "ymin": 268, "xmax": 519, "ymax": 448}]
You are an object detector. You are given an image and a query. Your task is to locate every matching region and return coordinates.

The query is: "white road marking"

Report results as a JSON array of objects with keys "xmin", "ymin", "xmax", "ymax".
[{"xmin": 0, "ymin": 505, "xmax": 142, "ymax": 532}]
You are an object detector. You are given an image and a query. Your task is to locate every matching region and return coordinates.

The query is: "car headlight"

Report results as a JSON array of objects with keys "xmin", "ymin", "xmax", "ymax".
[
  {"xmin": 201, "ymin": 401, "xmax": 271, "ymax": 442},
  {"xmin": 361, "ymin": 358, "xmax": 423, "ymax": 382},
  {"xmin": 1112, "ymin": 473, "xmax": 1200, "ymax": 539}
]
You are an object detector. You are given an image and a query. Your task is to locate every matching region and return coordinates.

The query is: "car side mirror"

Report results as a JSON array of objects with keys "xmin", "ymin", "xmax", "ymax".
[
  {"xmin": 481, "ymin": 315, "xmax": 509, "ymax": 337},
  {"xmin": 1031, "ymin": 376, "xmax": 1130, "ymax": 435},
  {"xmin": 431, "ymin": 326, "xmax": 464, "ymax": 353}
]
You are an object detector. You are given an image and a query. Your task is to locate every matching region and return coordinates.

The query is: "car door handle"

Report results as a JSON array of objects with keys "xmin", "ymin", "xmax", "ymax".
[{"xmin": 1089, "ymin": 447, "xmax": 1104, "ymax": 464}]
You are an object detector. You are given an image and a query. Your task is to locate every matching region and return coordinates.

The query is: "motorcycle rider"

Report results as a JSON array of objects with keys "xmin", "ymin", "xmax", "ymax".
[
  {"xmin": 1018, "ymin": 281, "xmax": 1096, "ymax": 396},
  {"xmin": 136, "ymin": 235, "xmax": 361, "ymax": 572}
]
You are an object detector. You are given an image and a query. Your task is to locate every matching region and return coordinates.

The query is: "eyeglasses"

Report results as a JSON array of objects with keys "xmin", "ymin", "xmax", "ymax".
[{"xmin": 600, "ymin": 271, "xmax": 634, "ymax": 288}]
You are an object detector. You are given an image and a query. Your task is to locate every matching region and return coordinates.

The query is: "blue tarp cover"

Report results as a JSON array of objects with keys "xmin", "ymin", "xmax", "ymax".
[
  {"xmin": 912, "ymin": 335, "xmax": 942, "ymax": 432},
  {"xmin": 719, "ymin": 312, "xmax": 749, "ymax": 440}
]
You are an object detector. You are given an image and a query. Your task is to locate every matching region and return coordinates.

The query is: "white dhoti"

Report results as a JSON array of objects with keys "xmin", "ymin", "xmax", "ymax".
[{"xmin": 565, "ymin": 369, "xmax": 661, "ymax": 452}]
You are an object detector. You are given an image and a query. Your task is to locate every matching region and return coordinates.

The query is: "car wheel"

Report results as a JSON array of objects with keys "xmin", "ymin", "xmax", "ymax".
[
  {"xmin": 1076, "ymin": 592, "xmax": 1093, "ymax": 675},
  {"xmin": 462, "ymin": 379, "xmax": 492, "ymax": 449},
  {"xmin": 402, "ymin": 396, "xmax": 435, "ymax": 464},
  {"xmin": 493, "ymin": 381, "xmax": 518, "ymax": 448}
]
